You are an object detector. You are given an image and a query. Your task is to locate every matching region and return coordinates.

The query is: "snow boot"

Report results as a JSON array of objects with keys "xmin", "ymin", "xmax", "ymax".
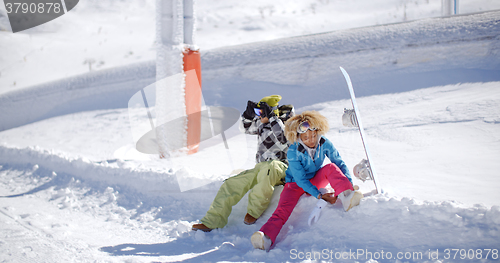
[
  {"xmin": 251, "ymin": 231, "xmax": 271, "ymax": 251},
  {"xmin": 192, "ymin": 223, "xmax": 212, "ymax": 232},
  {"xmin": 338, "ymin": 189, "xmax": 363, "ymax": 211},
  {"xmin": 244, "ymin": 213, "xmax": 258, "ymax": 225}
]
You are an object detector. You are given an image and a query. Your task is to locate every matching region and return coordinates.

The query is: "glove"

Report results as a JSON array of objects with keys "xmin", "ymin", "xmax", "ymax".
[
  {"xmin": 308, "ymin": 198, "xmax": 328, "ymax": 226},
  {"xmin": 259, "ymin": 102, "xmax": 275, "ymax": 119},
  {"xmin": 243, "ymin": 100, "xmax": 258, "ymax": 119}
]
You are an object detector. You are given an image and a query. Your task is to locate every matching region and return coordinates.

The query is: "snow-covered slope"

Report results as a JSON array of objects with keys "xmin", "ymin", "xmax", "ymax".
[
  {"xmin": 1, "ymin": 81, "xmax": 500, "ymax": 262},
  {"xmin": 2, "ymin": 81, "xmax": 499, "ymax": 205},
  {"xmin": 2, "ymin": 0, "xmax": 499, "ymax": 95},
  {"xmin": 201, "ymin": 10, "xmax": 500, "ymax": 107},
  {"xmin": 1, "ymin": 10, "xmax": 499, "ymax": 132},
  {"xmin": 1, "ymin": 2, "xmax": 500, "ymax": 262}
]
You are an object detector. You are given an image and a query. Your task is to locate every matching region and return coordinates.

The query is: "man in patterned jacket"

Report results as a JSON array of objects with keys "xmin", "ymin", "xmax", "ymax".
[{"xmin": 192, "ymin": 95, "xmax": 293, "ymax": 232}]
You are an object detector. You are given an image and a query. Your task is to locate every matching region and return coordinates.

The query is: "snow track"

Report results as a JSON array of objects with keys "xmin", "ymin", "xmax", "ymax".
[
  {"xmin": 0, "ymin": 175, "xmax": 104, "ymax": 263},
  {"xmin": 0, "ymin": 144, "xmax": 181, "ymax": 199},
  {"xmin": 1, "ymin": 161, "xmax": 499, "ymax": 262}
]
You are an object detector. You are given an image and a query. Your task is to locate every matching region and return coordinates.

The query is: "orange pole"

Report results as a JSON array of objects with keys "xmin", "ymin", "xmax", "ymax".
[{"xmin": 183, "ymin": 48, "xmax": 202, "ymax": 154}]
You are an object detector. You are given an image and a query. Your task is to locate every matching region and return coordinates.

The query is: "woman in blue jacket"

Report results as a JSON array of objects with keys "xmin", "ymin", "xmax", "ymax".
[{"xmin": 251, "ymin": 111, "xmax": 363, "ymax": 251}]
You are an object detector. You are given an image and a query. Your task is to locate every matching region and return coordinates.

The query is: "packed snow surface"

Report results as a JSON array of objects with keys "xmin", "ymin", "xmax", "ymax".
[
  {"xmin": 1, "ymin": 81, "xmax": 500, "ymax": 262},
  {"xmin": 1, "ymin": 0, "xmax": 500, "ymax": 262},
  {"xmin": 1, "ymin": 0, "xmax": 500, "ymax": 93}
]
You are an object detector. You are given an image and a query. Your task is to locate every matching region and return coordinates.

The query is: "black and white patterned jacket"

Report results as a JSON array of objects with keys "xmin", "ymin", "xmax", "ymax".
[{"xmin": 241, "ymin": 115, "xmax": 289, "ymax": 164}]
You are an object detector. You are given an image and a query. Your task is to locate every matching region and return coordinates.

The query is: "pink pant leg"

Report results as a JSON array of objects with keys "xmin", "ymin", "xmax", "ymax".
[
  {"xmin": 259, "ymin": 182, "xmax": 304, "ymax": 244},
  {"xmin": 260, "ymin": 164, "xmax": 352, "ymax": 244},
  {"xmin": 310, "ymin": 163, "xmax": 353, "ymax": 196}
]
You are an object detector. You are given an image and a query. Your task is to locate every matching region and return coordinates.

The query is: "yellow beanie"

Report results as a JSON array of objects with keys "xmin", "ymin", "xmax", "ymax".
[{"xmin": 258, "ymin": 95, "xmax": 281, "ymax": 116}]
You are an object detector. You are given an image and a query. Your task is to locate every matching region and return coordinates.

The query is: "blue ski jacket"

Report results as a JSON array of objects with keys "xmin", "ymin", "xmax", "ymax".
[{"xmin": 285, "ymin": 136, "xmax": 352, "ymax": 198}]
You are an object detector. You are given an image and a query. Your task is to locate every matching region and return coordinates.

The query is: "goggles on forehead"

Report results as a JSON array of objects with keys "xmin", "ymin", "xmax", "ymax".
[{"xmin": 297, "ymin": 121, "xmax": 317, "ymax": 134}]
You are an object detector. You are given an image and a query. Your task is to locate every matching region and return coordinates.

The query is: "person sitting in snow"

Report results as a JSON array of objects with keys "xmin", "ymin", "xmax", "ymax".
[
  {"xmin": 251, "ymin": 110, "xmax": 363, "ymax": 251},
  {"xmin": 192, "ymin": 95, "xmax": 294, "ymax": 232}
]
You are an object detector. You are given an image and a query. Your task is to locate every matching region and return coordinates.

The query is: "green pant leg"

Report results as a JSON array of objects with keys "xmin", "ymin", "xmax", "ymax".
[
  {"xmin": 200, "ymin": 168, "xmax": 258, "ymax": 229},
  {"xmin": 268, "ymin": 160, "xmax": 288, "ymax": 186},
  {"xmin": 246, "ymin": 160, "xmax": 288, "ymax": 219}
]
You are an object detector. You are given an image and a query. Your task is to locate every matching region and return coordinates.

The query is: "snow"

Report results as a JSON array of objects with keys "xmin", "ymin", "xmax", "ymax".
[
  {"xmin": 1, "ymin": 0, "xmax": 500, "ymax": 262},
  {"xmin": 1, "ymin": 80, "xmax": 500, "ymax": 262},
  {"xmin": 2, "ymin": 10, "xmax": 499, "ymax": 132},
  {"xmin": 1, "ymin": 0, "xmax": 500, "ymax": 94}
]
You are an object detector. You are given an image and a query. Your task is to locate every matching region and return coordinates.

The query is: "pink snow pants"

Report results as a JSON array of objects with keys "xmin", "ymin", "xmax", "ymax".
[{"xmin": 259, "ymin": 163, "xmax": 353, "ymax": 244}]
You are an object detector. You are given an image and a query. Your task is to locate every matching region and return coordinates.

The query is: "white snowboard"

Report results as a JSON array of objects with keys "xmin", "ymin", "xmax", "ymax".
[{"xmin": 340, "ymin": 66, "xmax": 383, "ymax": 194}]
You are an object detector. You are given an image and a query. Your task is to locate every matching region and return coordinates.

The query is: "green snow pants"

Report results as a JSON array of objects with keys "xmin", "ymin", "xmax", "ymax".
[{"xmin": 200, "ymin": 160, "xmax": 288, "ymax": 229}]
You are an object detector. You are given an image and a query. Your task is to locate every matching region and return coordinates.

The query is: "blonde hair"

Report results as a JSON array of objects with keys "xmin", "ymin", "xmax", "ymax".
[{"xmin": 284, "ymin": 110, "xmax": 329, "ymax": 143}]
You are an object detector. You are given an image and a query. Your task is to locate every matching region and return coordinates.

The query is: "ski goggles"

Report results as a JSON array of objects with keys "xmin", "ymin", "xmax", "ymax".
[
  {"xmin": 297, "ymin": 121, "xmax": 317, "ymax": 134},
  {"xmin": 254, "ymin": 106, "xmax": 278, "ymax": 117}
]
